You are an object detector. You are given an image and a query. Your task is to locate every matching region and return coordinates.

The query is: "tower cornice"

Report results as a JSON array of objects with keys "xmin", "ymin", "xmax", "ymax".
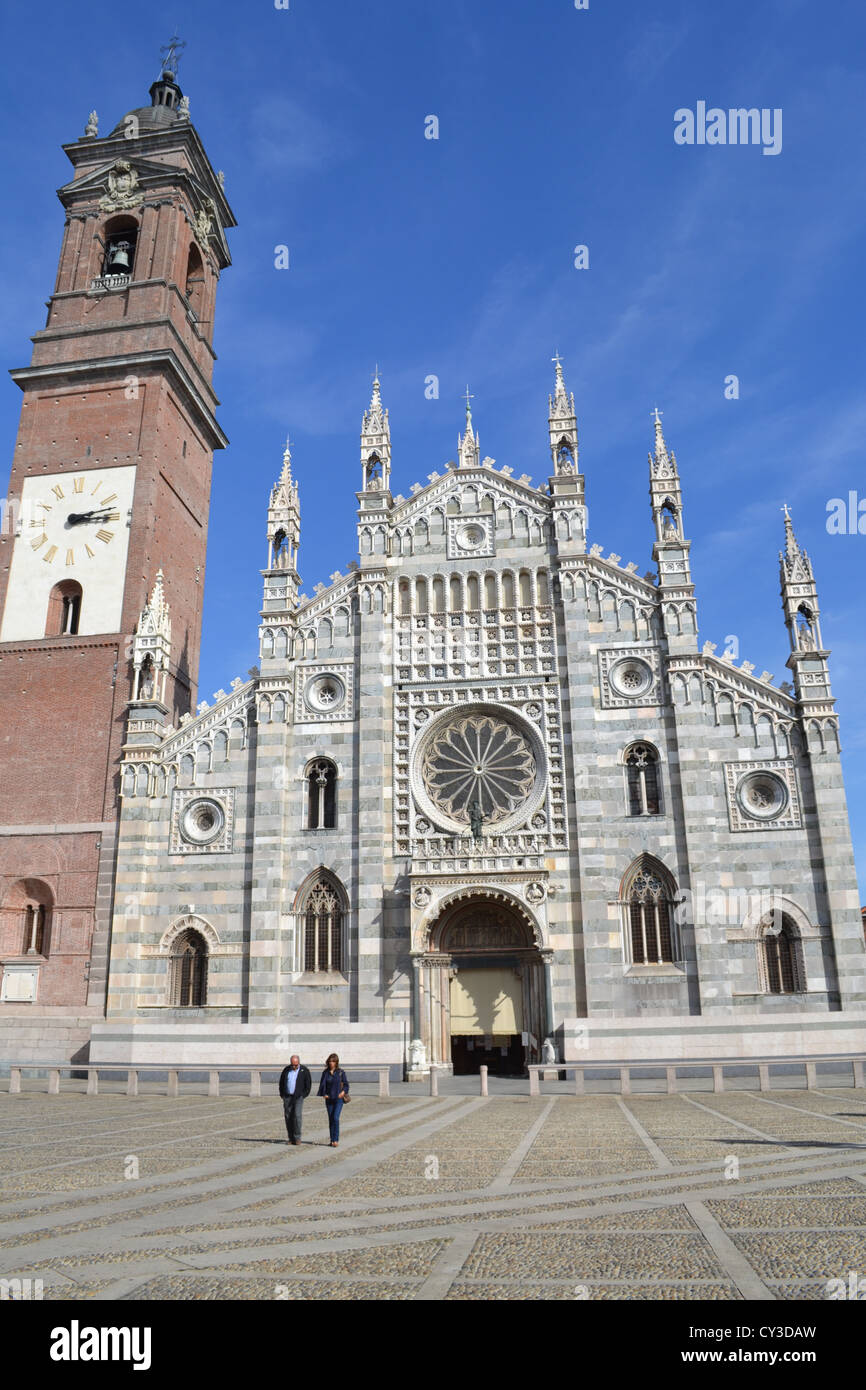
[
  {"xmin": 10, "ymin": 347, "xmax": 229, "ymax": 451},
  {"xmin": 63, "ymin": 123, "xmax": 235, "ymax": 230}
]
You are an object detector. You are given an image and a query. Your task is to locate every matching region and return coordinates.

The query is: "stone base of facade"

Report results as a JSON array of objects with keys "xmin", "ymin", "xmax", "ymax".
[
  {"xmin": 0, "ymin": 1008, "xmax": 103, "ymax": 1071},
  {"xmin": 561, "ymin": 1011, "xmax": 866, "ymax": 1063},
  {"xmin": 89, "ymin": 1020, "xmax": 407, "ymax": 1071}
]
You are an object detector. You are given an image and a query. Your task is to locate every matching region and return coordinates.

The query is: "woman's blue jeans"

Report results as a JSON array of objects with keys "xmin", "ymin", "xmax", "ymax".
[{"xmin": 325, "ymin": 1097, "xmax": 344, "ymax": 1142}]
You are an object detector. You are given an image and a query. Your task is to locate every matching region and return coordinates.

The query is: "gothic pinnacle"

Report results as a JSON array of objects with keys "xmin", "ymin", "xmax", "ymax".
[
  {"xmin": 549, "ymin": 351, "xmax": 575, "ymax": 419},
  {"xmin": 652, "ymin": 406, "xmax": 667, "ymax": 460},
  {"xmin": 281, "ymin": 436, "xmax": 294, "ymax": 488},
  {"xmin": 780, "ymin": 503, "xmax": 802, "ymax": 564}
]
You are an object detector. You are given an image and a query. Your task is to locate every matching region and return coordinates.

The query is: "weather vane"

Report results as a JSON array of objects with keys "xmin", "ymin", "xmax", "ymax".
[{"xmin": 159, "ymin": 31, "xmax": 186, "ymax": 79}]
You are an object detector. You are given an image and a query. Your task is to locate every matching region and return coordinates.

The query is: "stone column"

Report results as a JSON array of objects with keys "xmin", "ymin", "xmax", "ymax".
[{"xmin": 542, "ymin": 950, "xmax": 555, "ymax": 1037}]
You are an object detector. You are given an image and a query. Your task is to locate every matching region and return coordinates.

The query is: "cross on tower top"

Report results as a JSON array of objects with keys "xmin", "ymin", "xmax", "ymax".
[
  {"xmin": 652, "ymin": 406, "xmax": 663, "ymax": 425},
  {"xmin": 158, "ymin": 31, "xmax": 186, "ymax": 79}
]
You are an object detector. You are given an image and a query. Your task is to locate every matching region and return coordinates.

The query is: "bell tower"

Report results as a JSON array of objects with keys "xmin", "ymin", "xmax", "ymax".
[{"xmin": 0, "ymin": 44, "xmax": 234, "ymax": 1015}]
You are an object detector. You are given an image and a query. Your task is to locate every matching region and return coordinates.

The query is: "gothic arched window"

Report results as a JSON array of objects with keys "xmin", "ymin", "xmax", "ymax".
[
  {"xmin": 761, "ymin": 915, "xmax": 803, "ymax": 994},
  {"xmin": 306, "ymin": 760, "xmax": 337, "ymax": 830},
  {"xmin": 169, "ymin": 928, "xmax": 208, "ymax": 1007},
  {"xmin": 301, "ymin": 877, "xmax": 344, "ymax": 974},
  {"xmin": 23, "ymin": 904, "xmax": 47, "ymax": 956},
  {"xmin": 46, "ymin": 580, "xmax": 82, "ymax": 637},
  {"xmin": 621, "ymin": 857, "xmax": 678, "ymax": 965},
  {"xmin": 5, "ymin": 880, "xmax": 52, "ymax": 957},
  {"xmin": 625, "ymin": 743, "xmax": 661, "ymax": 816}
]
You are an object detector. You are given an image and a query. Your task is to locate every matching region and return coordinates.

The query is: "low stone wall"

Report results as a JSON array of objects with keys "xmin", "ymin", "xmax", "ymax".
[
  {"xmin": 560, "ymin": 1010, "xmax": 866, "ymax": 1062},
  {"xmin": 89, "ymin": 1020, "xmax": 407, "ymax": 1072},
  {"xmin": 0, "ymin": 1011, "xmax": 99, "ymax": 1071}
]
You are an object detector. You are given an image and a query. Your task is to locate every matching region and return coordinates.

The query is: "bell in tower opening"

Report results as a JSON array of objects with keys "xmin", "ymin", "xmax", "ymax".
[{"xmin": 107, "ymin": 239, "xmax": 131, "ymax": 273}]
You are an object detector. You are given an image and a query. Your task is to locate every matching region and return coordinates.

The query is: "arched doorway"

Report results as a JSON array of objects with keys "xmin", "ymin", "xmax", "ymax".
[{"xmin": 419, "ymin": 893, "xmax": 550, "ymax": 1076}]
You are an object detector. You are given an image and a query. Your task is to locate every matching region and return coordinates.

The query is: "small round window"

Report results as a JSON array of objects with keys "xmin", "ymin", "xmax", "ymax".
[
  {"xmin": 304, "ymin": 674, "xmax": 346, "ymax": 714},
  {"xmin": 609, "ymin": 657, "xmax": 654, "ymax": 699},
  {"xmin": 181, "ymin": 798, "xmax": 225, "ymax": 845},
  {"xmin": 736, "ymin": 771, "xmax": 789, "ymax": 822}
]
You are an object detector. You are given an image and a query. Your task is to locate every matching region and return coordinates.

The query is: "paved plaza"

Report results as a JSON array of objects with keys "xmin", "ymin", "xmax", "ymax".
[{"xmin": 1, "ymin": 1082, "xmax": 865, "ymax": 1301}]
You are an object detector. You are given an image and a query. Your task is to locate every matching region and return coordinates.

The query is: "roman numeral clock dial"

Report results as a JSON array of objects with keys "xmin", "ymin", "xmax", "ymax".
[{"xmin": 1, "ymin": 466, "xmax": 136, "ymax": 641}]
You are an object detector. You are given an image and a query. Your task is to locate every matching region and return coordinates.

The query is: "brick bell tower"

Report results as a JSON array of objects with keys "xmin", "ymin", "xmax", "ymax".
[{"xmin": 0, "ymin": 42, "xmax": 234, "ymax": 1019}]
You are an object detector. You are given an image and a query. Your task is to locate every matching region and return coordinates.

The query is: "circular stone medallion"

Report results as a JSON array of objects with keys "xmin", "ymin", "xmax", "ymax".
[
  {"xmin": 180, "ymin": 797, "xmax": 225, "ymax": 846},
  {"xmin": 456, "ymin": 522, "xmax": 486, "ymax": 551},
  {"xmin": 736, "ymin": 770, "xmax": 789, "ymax": 822}
]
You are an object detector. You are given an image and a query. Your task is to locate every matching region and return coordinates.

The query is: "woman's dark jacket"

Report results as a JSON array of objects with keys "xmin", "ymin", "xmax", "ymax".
[{"xmin": 318, "ymin": 1067, "xmax": 349, "ymax": 1101}]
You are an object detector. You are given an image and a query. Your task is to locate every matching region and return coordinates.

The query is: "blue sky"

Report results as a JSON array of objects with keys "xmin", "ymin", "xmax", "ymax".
[{"xmin": 1, "ymin": 0, "xmax": 864, "ymax": 895}]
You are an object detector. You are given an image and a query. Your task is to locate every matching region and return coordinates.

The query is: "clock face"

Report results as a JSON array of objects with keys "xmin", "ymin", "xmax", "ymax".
[{"xmin": 1, "ymin": 466, "xmax": 136, "ymax": 640}]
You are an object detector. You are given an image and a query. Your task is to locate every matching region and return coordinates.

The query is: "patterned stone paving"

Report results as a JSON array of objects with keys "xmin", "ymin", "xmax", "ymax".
[{"xmin": 0, "ymin": 1085, "xmax": 864, "ymax": 1301}]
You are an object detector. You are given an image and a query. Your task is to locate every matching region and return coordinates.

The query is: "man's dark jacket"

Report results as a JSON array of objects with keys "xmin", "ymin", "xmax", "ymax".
[{"xmin": 278, "ymin": 1064, "xmax": 312, "ymax": 1099}]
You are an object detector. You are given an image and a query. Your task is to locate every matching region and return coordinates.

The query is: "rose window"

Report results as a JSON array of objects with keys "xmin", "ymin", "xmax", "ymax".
[
  {"xmin": 419, "ymin": 713, "xmax": 537, "ymax": 827},
  {"xmin": 608, "ymin": 657, "xmax": 654, "ymax": 699},
  {"xmin": 304, "ymin": 673, "xmax": 346, "ymax": 714}
]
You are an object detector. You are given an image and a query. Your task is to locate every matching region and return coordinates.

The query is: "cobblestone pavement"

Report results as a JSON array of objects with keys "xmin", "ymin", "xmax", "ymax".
[{"xmin": 1, "ymin": 1084, "xmax": 864, "ymax": 1301}]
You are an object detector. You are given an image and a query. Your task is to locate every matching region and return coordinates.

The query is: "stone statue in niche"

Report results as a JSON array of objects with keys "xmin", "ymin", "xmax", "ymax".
[
  {"xmin": 557, "ymin": 444, "xmax": 575, "ymax": 474},
  {"xmin": 541, "ymin": 1036, "xmax": 557, "ymax": 1064},
  {"xmin": 137, "ymin": 657, "xmax": 155, "ymax": 700},
  {"xmin": 408, "ymin": 1038, "xmax": 427, "ymax": 1070}
]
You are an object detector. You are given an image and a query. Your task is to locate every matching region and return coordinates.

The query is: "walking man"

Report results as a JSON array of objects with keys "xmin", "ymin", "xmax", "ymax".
[{"xmin": 278, "ymin": 1054, "xmax": 312, "ymax": 1146}]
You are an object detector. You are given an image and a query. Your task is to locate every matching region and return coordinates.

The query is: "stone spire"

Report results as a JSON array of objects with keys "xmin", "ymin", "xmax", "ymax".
[
  {"xmin": 458, "ymin": 385, "xmax": 480, "ymax": 468},
  {"xmin": 360, "ymin": 368, "xmax": 391, "ymax": 492},
  {"xmin": 780, "ymin": 502, "xmax": 810, "ymax": 579},
  {"xmin": 649, "ymin": 406, "xmax": 676, "ymax": 478},
  {"xmin": 548, "ymin": 352, "xmax": 579, "ymax": 475},
  {"xmin": 648, "ymin": 408, "xmax": 684, "ymax": 542},
  {"xmin": 267, "ymin": 437, "xmax": 301, "ymax": 572},
  {"xmin": 648, "ymin": 410, "xmax": 696, "ymax": 649},
  {"xmin": 132, "ymin": 569, "xmax": 172, "ymax": 704},
  {"xmin": 779, "ymin": 508, "xmax": 828, "ymax": 694},
  {"xmin": 260, "ymin": 438, "xmax": 302, "ymax": 666}
]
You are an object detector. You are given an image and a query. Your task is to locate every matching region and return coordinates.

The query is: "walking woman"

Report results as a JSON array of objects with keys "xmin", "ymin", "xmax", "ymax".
[{"xmin": 318, "ymin": 1053, "xmax": 350, "ymax": 1147}]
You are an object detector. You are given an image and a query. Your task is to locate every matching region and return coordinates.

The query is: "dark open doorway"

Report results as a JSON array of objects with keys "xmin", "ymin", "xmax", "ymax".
[{"xmin": 451, "ymin": 1033, "xmax": 525, "ymax": 1077}]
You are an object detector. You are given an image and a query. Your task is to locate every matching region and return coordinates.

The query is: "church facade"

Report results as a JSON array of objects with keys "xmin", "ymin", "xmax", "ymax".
[
  {"xmin": 94, "ymin": 370, "xmax": 866, "ymax": 1072},
  {"xmin": 1, "ymin": 66, "xmax": 864, "ymax": 1074}
]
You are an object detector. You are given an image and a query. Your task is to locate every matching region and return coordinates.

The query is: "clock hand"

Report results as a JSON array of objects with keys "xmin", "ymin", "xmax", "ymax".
[{"xmin": 67, "ymin": 509, "xmax": 113, "ymax": 525}]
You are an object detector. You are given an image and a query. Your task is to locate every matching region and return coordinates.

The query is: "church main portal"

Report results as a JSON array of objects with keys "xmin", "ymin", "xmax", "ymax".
[{"xmin": 418, "ymin": 896, "xmax": 548, "ymax": 1076}]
